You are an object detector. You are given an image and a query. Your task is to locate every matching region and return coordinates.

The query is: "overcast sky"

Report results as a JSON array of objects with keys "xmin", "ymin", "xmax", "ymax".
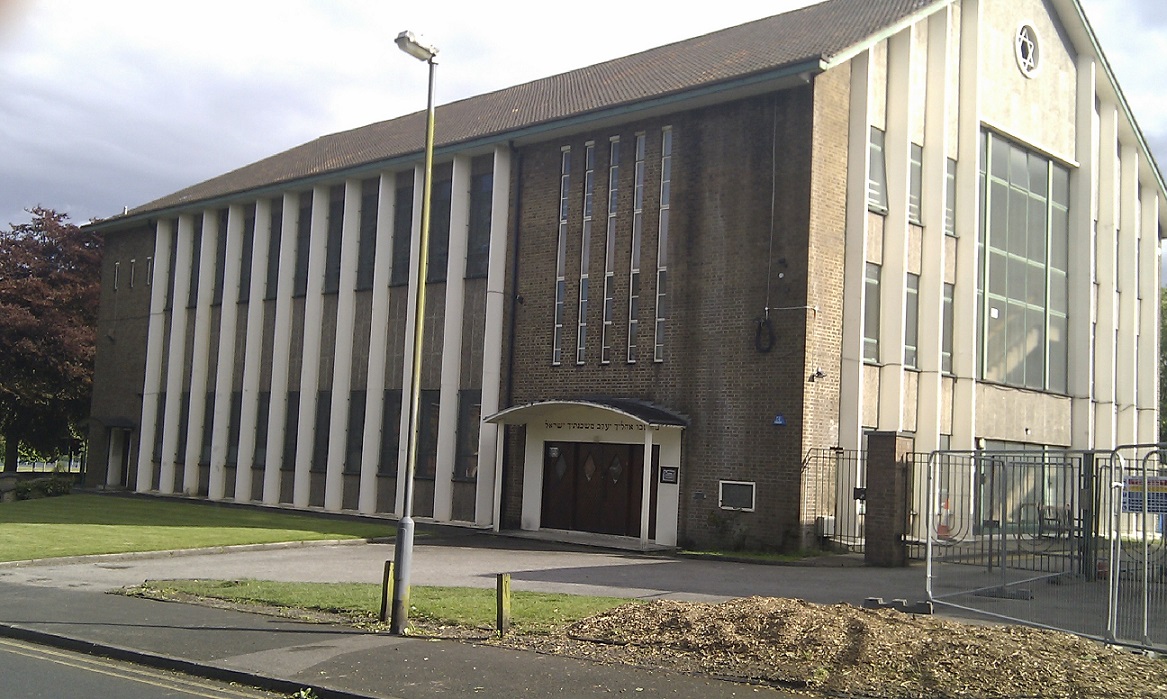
[{"xmin": 1, "ymin": 0, "xmax": 1164, "ymax": 229}]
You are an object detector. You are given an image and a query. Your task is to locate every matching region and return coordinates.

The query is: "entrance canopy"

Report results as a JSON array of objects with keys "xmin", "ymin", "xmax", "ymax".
[{"xmin": 485, "ymin": 398, "xmax": 688, "ymax": 428}]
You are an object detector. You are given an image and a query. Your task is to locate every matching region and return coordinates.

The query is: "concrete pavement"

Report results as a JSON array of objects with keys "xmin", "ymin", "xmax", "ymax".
[{"xmin": 0, "ymin": 529, "xmax": 930, "ymax": 698}]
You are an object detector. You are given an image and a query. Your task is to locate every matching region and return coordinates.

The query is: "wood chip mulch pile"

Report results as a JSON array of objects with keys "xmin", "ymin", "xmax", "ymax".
[{"xmin": 492, "ymin": 597, "xmax": 1167, "ymax": 699}]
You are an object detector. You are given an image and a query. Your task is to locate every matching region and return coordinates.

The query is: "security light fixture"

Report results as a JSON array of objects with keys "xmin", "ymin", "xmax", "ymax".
[{"xmin": 396, "ymin": 31, "xmax": 438, "ymax": 63}]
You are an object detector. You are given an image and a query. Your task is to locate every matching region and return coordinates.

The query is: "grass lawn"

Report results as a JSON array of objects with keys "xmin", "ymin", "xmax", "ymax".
[
  {"xmin": 0, "ymin": 494, "xmax": 394, "ymax": 563},
  {"xmin": 135, "ymin": 579, "xmax": 633, "ymax": 634}
]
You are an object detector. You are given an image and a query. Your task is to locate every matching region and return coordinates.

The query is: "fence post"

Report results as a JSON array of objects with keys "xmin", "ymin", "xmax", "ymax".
[
  {"xmin": 380, "ymin": 560, "xmax": 394, "ymax": 623},
  {"xmin": 865, "ymin": 432, "xmax": 914, "ymax": 567},
  {"xmin": 496, "ymin": 573, "xmax": 511, "ymax": 636}
]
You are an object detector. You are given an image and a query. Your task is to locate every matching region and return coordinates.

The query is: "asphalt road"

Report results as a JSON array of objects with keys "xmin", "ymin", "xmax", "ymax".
[{"xmin": 0, "ymin": 637, "xmax": 282, "ymax": 699}]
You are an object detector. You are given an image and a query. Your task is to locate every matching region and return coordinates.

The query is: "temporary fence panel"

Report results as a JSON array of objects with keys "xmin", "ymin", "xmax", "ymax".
[{"xmin": 925, "ymin": 447, "xmax": 1166, "ymax": 653}]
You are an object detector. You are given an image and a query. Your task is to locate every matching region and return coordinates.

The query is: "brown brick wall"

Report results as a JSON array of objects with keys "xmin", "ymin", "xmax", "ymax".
[{"xmin": 501, "ymin": 83, "xmax": 844, "ymax": 550}]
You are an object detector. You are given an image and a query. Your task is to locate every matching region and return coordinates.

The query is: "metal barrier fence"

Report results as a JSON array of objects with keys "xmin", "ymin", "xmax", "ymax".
[
  {"xmin": 803, "ymin": 448, "xmax": 867, "ymax": 552},
  {"xmin": 925, "ymin": 447, "xmax": 1166, "ymax": 653}
]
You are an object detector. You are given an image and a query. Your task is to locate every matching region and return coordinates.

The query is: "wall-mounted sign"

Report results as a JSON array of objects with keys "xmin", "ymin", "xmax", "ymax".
[
  {"xmin": 773, "ymin": 414, "xmax": 787, "ymax": 426},
  {"xmin": 660, "ymin": 466, "xmax": 679, "ymax": 484}
]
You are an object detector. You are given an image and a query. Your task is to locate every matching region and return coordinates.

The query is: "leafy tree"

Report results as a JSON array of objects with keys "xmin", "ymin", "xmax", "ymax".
[{"xmin": 0, "ymin": 208, "xmax": 102, "ymax": 471}]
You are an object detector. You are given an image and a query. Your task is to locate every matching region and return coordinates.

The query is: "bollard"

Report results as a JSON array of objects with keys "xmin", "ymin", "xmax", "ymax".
[
  {"xmin": 380, "ymin": 560, "xmax": 394, "ymax": 623},
  {"xmin": 496, "ymin": 573, "xmax": 511, "ymax": 636}
]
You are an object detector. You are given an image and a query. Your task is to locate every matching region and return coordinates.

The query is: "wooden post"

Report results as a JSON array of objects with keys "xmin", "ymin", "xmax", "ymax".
[
  {"xmin": 380, "ymin": 560, "xmax": 394, "ymax": 623},
  {"xmin": 496, "ymin": 572, "xmax": 511, "ymax": 636}
]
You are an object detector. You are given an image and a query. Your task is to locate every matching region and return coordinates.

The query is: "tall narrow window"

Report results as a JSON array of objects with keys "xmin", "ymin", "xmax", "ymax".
[
  {"xmin": 390, "ymin": 177, "xmax": 414, "ymax": 287},
  {"xmin": 576, "ymin": 142, "xmax": 595, "ymax": 365},
  {"xmin": 113, "ymin": 261, "xmax": 120, "ymax": 291},
  {"xmin": 356, "ymin": 178, "xmax": 379, "ymax": 291},
  {"xmin": 227, "ymin": 391, "xmax": 242, "ymax": 466},
  {"xmin": 465, "ymin": 170, "xmax": 493, "ymax": 279},
  {"xmin": 909, "ymin": 143, "xmax": 923, "ymax": 224},
  {"xmin": 187, "ymin": 215, "xmax": 202, "ymax": 308},
  {"xmin": 145, "ymin": 256, "xmax": 153, "ymax": 287},
  {"xmin": 129, "ymin": 259, "xmax": 136, "ymax": 289},
  {"xmin": 601, "ymin": 137, "xmax": 620, "ymax": 364},
  {"xmin": 945, "ymin": 158, "xmax": 958, "ymax": 236},
  {"xmin": 863, "ymin": 262, "xmax": 881, "ymax": 363},
  {"xmin": 238, "ymin": 205, "xmax": 255, "ymax": 302},
  {"xmin": 345, "ymin": 390, "xmax": 366, "ymax": 474},
  {"xmin": 552, "ymin": 147, "xmax": 570, "ymax": 365},
  {"xmin": 868, "ymin": 127, "xmax": 889, "ymax": 212},
  {"xmin": 427, "ymin": 178, "xmax": 452, "ymax": 283},
  {"xmin": 905, "ymin": 273, "xmax": 919, "ymax": 368},
  {"xmin": 942, "ymin": 282, "xmax": 954, "ymax": 373},
  {"xmin": 455, "ymin": 389, "xmax": 482, "ymax": 480},
  {"xmin": 627, "ymin": 133, "xmax": 646, "ymax": 363},
  {"xmin": 311, "ymin": 391, "xmax": 331, "ymax": 473},
  {"xmin": 212, "ymin": 209, "xmax": 228, "ymax": 305},
  {"xmin": 417, "ymin": 389, "xmax": 440, "ymax": 478},
  {"xmin": 324, "ymin": 185, "xmax": 345, "ymax": 294},
  {"xmin": 293, "ymin": 193, "xmax": 312, "ymax": 297},
  {"xmin": 654, "ymin": 127, "xmax": 673, "ymax": 363},
  {"xmin": 264, "ymin": 200, "xmax": 282, "ymax": 300},
  {"xmin": 378, "ymin": 390, "xmax": 402, "ymax": 475}
]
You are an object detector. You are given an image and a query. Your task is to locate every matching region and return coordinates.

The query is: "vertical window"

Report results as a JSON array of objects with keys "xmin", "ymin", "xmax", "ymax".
[
  {"xmin": 113, "ymin": 261, "xmax": 120, "ymax": 291},
  {"xmin": 427, "ymin": 178, "xmax": 452, "ymax": 283},
  {"xmin": 153, "ymin": 392, "xmax": 166, "ymax": 462},
  {"xmin": 465, "ymin": 171, "xmax": 493, "ymax": 279},
  {"xmin": 254, "ymin": 392, "xmax": 270, "ymax": 468},
  {"xmin": 293, "ymin": 193, "xmax": 312, "ymax": 296},
  {"xmin": 165, "ymin": 223, "xmax": 179, "ymax": 309},
  {"xmin": 281, "ymin": 392, "xmax": 299, "ymax": 471},
  {"xmin": 129, "ymin": 259, "xmax": 136, "ymax": 289},
  {"xmin": 187, "ymin": 216, "xmax": 202, "ymax": 308},
  {"xmin": 577, "ymin": 142, "xmax": 595, "ymax": 365},
  {"xmin": 145, "ymin": 256, "xmax": 153, "ymax": 287},
  {"xmin": 324, "ymin": 185, "xmax": 345, "ymax": 294},
  {"xmin": 868, "ymin": 127, "xmax": 889, "ymax": 212},
  {"xmin": 552, "ymin": 147, "xmax": 570, "ymax": 365},
  {"xmin": 356, "ymin": 178, "xmax": 379, "ymax": 291},
  {"xmin": 200, "ymin": 392, "xmax": 214, "ymax": 465},
  {"xmin": 311, "ymin": 391, "xmax": 331, "ymax": 473},
  {"xmin": 238, "ymin": 205, "xmax": 256, "ymax": 302},
  {"xmin": 627, "ymin": 133, "xmax": 646, "ymax": 363},
  {"xmin": 978, "ymin": 130, "xmax": 1069, "ymax": 392},
  {"xmin": 455, "ymin": 389, "xmax": 482, "ymax": 480},
  {"xmin": 863, "ymin": 262, "xmax": 881, "ymax": 363},
  {"xmin": 379, "ymin": 390, "xmax": 402, "ymax": 475},
  {"xmin": 942, "ymin": 282, "xmax": 955, "ymax": 374},
  {"xmin": 345, "ymin": 390, "xmax": 366, "ymax": 474},
  {"xmin": 390, "ymin": 179, "xmax": 414, "ymax": 287},
  {"xmin": 264, "ymin": 200, "xmax": 282, "ymax": 300},
  {"xmin": 417, "ymin": 389, "xmax": 440, "ymax": 478},
  {"xmin": 909, "ymin": 143, "xmax": 923, "ymax": 224},
  {"xmin": 654, "ymin": 127, "xmax": 672, "ymax": 363},
  {"xmin": 601, "ymin": 137, "xmax": 620, "ymax": 364},
  {"xmin": 227, "ymin": 391, "xmax": 242, "ymax": 466},
  {"xmin": 212, "ymin": 209, "xmax": 228, "ymax": 305},
  {"xmin": 176, "ymin": 391, "xmax": 190, "ymax": 461},
  {"xmin": 905, "ymin": 273, "xmax": 919, "ymax": 368},
  {"xmin": 945, "ymin": 158, "xmax": 957, "ymax": 236}
]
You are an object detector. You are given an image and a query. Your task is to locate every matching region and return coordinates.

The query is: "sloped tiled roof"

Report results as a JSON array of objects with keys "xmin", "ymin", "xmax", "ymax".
[{"xmin": 124, "ymin": 0, "xmax": 938, "ymax": 218}]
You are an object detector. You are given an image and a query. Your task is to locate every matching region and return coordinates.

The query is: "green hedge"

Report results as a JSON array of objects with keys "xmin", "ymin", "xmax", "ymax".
[{"xmin": 15, "ymin": 475, "xmax": 74, "ymax": 500}]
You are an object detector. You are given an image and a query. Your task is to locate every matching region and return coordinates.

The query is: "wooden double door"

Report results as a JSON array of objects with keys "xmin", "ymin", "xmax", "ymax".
[{"xmin": 541, "ymin": 442, "xmax": 657, "ymax": 538}]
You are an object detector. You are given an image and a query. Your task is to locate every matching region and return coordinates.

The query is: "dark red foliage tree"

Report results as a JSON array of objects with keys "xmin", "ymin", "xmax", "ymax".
[{"xmin": 0, "ymin": 208, "xmax": 102, "ymax": 472}]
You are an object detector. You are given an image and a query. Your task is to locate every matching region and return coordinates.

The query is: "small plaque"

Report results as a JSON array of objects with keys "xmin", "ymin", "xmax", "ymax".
[{"xmin": 660, "ymin": 466, "xmax": 679, "ymax": 484}]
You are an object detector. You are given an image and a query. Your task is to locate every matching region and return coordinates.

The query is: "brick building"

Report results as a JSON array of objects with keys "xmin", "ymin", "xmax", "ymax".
[{"xmin": 86, "ymin": 0, "xmax": 1165, "ymax": 551}]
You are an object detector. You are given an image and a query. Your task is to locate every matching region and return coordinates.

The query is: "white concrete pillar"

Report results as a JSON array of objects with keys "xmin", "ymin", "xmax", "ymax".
[
  {"xmin": 324, "ymin": 180, "xmax": 363, "ymax": 511},
  {"xmin": 1116, "ymin": 146, "xmax": 1140, "ymax": 447},
  {"xmin": 433, "ymin": 155, "xmax": 472, "ymax": 521},
  {"xmin": 950, "ymin": 0, "xmax": 981, "ymax": 451},
  {"xmin": 877, "ymin": 28, "xmax": 913, "ymax": 432},
  {"xmin": 1136, "ymin": 188, "xmax": 1160, "ymax": 445},
  {"xmin": 234, "ymin": 198, "xmax": 273, "ymax": 502},
  {"xmin": 639, "ymin": 428, "xmax": 654, "ymax": 546},
  {"xmin": 358, "ymin": 176, "xmax": 396, "ymax": 514},
  {"xmin": 1069, "ymin": 54, "xmax": 1098, "ymax": 450},
  {"xmin": 914, "ymin": 7, "xmax": 951, "ymax": 455},
  {"xmin": 136, "ymin": 219, "xmax": 174, "ymax": 492},
  {"xmin": 293, "ymin": 186, "xmax": 331, "ymax": 507},
  {"xmin": 262, "ymin": 193, "xmax": 300, "ymax": 504},
  {"xmin": 839, "ymin": 48, "xmax": 871, "ymax": 452},
  {"xmin": 1094, "ymin": 104, "xmax": 1119, "ymax": 450},
  {"xmin": 208, "ymin": 205, "xmax": 245, "ymax": 500},
  {"xmin": 158, "ymin": 215, "xmax": 196, "ymax": 494},
  {"xmin": 395, "ymin": 167, "xmax": 427, "ymax": 515},
  {"xmin": 480, "ymin": 146, "xmax": 511, "ymax": 527},
  {"xmin": 182, "ymin": 211, "xmax": 221, "ymax": 494}
]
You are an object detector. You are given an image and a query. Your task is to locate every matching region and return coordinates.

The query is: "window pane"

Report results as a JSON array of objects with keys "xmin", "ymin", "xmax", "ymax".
[
  {"xmin": 1027, "ymin": 196, "xmax": 1047, "ymax": 264},
  {"xmin": 1027, "ymin": 153, "xmax": 1048, "ymax": 198},
  {"xmin": 1024, "ymin": 307, "xmax": 1045, "ymax": 390},
  {"xmin": 1048, "ymin": 314, "xmax": 1067, "ymax": 393}
]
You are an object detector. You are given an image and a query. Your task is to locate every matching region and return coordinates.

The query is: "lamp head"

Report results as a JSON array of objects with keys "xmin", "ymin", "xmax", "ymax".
[{"xmin": 396, "ymin": 30, "xmax": 438, "ymax": 62}]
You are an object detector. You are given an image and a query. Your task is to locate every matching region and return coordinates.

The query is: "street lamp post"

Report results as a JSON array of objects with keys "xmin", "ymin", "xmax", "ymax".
[{"xmin": 391, "ymin": 29, "xmax": 438, "ymax": 636}]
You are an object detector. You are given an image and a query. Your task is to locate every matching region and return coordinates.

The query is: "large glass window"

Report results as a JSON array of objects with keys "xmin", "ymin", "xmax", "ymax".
[
  {"xmin": 577, "ymin": 143, "xmax": 595, "ymax": 365},
  {"xmin": 601, "ymin": 137, "xmax": 620, "ymax": 364},
  {"xmin": 426, "ymin": 178, "xmax": 452, "ymax": 283},
  {"xmin": 465, "ymin": 171, "xmax": 493, "ymax": 279},
  {"xmin": 264, "ymin": 201, "xmax": 282, "ymax": 300},
  {"xmin": 238, "ymin": 205, "xmax": 256, "ymax": 303},
  {"xmin": 868, "ymin": 128, "xmax": 888, "ymax": 213},
  {"xmin": 324, "ymin": 185, "xmax": 345, "ymax": 294},
  {"xmin": 977, "ymin": 131, "xmax": 1069, "ymax": 393},
  {"xmin": 942, "ymin": 282, "xmax": 955, "ymax": 374},
  {"xmin": 654, "ymin": 126, "xmax": 672, "ymax": 363},
  {"xmin": 908, "ymin": 143, "xmax": 923, "ymax": 225},
  {"xmin": 552, "ymin": 147, "xmax": 570, "ymax": 365},
  {"xmin": 293, "ymin": 193, "xmax": 312, "ymax": 297},
  {"xmin": 627, "ymin": 133, "xmax": 646, "ymax": 363},
  {"xmin": 455, "ymin": 389, "xmax": 482, "ymax": 480},
  {"xmin": 390, "ymin": 180, "xmax": 414, "ymax": 287},
  {"xmin": 904, "ymin": 273, "xmax": 919, "ymax": 368},
  {"xmin": 863, "ymin": 263, "xmax": 881, "ymax": 363}
]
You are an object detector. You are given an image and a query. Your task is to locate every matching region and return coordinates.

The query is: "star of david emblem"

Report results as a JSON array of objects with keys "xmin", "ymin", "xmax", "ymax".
[{"xmin": 1016, "ymin": 26, "xmax": 1038, "ymax": 75}]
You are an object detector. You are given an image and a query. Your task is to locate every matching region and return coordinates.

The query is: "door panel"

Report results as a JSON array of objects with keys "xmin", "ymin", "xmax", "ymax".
[{"xmin": 541, "ymin": 443, "xmax": 575, "ymax": 530}]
